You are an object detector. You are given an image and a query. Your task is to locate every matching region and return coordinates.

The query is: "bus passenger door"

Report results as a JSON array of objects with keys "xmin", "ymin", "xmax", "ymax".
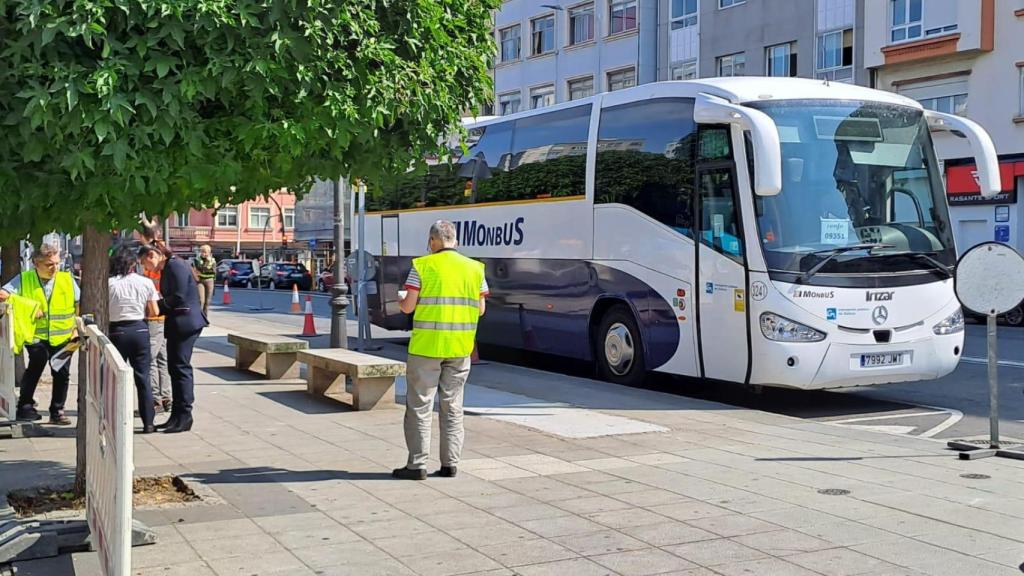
[
  {"xmin": 696, "ymin": 165, "xmax": 749, "ymax": 383},
  {"xmin": 379, "ymin": 214, "xmax": 401, "ymax": 321}
]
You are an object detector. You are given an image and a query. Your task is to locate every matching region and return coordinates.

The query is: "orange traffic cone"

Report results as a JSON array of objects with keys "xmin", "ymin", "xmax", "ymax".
[
  {"xmin": 300, "ymin": 296, "xmax": 317, "ymax": 337},
  {"xmin": 222, "ymin": 282, "xmax": 232, "ymax": 305},
  {"xmin": 290, "ymin": 283, "xmax": 301, "ymax": 313}
]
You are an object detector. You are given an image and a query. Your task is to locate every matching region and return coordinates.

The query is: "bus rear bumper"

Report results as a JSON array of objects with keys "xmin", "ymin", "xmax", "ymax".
[{"xmin": 751, "ymin": 333, "xmax": 964, "ymax": 391}]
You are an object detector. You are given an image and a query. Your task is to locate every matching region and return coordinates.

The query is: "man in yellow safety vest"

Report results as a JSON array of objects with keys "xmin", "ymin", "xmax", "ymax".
[
  {"xmin": 0, "ymin": 243, "xmax": 80, "ymax": 424},
  {"xmin": 392, "ymin": 220, "xmax": 488, "ymax": 480}
]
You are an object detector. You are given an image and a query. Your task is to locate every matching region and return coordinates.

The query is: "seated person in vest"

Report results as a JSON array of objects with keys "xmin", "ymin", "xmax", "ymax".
[
  {"xmin": 392, "ymin": 220, "xmax": 488, "ymax": 481},
  {"xmin": 0, "ymin": 243, "xmax": 81, "ymax": 424}
]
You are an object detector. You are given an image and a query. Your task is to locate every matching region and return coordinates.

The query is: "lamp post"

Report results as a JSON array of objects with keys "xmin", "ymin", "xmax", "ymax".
[{"xmin": 329, "ymin": 177, "xmax": 350, "ymax": 348}]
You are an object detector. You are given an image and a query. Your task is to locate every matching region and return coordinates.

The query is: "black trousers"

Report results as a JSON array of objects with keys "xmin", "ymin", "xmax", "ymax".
[
  {"xmin": 19, "ymin": 341, "xmax": 70, "ymax": 413},
  {"xmin": 167, "ymin": 328, "xmax": 201, "ymax": 418},
  {"xmin": 109, "ymin": 320, "xmax": 155, "ymax": 428}
]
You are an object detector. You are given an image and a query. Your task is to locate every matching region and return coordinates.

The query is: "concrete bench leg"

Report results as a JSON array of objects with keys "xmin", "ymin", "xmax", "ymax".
[
  {"xmin": 307, "ymin": 366, "xmax": 343, "ymax": 397},
  {"xmin": 352, "ymin": 377, "xmax": 396, "ymax": 411},
  {"xmin": 236, "ymin": 347, "xmax": 261, "ymax": 373},
  {"xmin": 265, "ymin": 352, "xmax": 300, "ymax": 380}
]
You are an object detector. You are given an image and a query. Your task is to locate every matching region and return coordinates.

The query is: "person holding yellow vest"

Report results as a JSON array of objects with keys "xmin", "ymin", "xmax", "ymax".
[
  {"xmin": 0, "ymin": 243, "xmax": 81, "ymax": 424},
  {"xmin": 392, "ymin": 221, "xmax": 488, "ymax": 481}
]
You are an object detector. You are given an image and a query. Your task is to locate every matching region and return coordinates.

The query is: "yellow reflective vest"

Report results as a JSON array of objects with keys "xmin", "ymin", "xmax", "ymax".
[
  {"xmin": 3, "ymin": 295, "xmax": 41, "ymax": 354},
  {"xmin": 20, "ymin": 271, "xmax": 76, "ymax": 346},
  {"xmin": 408, "ymin": 250, "xmax": 485, "ymax": 359}
]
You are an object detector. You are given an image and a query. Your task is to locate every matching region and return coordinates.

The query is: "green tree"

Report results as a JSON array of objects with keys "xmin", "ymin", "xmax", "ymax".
[{"xmin": 0, "ymin": 0, "xmax": 496, "ymax": 492}]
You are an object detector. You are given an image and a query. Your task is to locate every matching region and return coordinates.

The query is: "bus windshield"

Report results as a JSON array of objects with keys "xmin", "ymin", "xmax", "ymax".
[{"xmin": 745, "ymin": 100, "xmax": 955, "ymax": 281}]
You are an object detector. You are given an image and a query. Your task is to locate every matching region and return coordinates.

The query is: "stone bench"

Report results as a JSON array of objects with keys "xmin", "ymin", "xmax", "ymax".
[
  {"xmin": 228, "ymin": 333, "xmax": 309, "ymax": 380},
  {"xmin": 297, "ymin": 349, "xmax": 406, "ymax": 411}
]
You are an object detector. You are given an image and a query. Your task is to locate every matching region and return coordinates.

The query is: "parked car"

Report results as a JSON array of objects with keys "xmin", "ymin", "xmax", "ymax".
[
  {"xmin": 317, "ymin": 269, "xmax": 352, "ymax": 293},
  {"xmin": 215, "ymin": 259, "xmax": 238, "ymax": 282},
  {"xmin": 224, "ymin": 260, "xmax": 257, "ymax": 288},
  {"xmin": 254, "ymin": 262, "xmax": 313, "ymax": 291}
]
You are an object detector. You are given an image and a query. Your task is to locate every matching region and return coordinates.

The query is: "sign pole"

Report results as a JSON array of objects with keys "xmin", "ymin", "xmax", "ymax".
[{"xmin": 986, "ymin": 313, "xmax": 999, "ymax": 449}]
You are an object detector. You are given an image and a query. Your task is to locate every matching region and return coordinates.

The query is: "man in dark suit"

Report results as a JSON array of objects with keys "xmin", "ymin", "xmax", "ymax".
[{"xmin": 139, "ymin": 242, "xmax": 207, "ymax": 433}]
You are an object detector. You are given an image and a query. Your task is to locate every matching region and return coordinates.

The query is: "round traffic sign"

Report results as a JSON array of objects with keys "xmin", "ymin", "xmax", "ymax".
[{"xmin": 955, "ymin": 242, "xmax": 1024, "ymax": 316}]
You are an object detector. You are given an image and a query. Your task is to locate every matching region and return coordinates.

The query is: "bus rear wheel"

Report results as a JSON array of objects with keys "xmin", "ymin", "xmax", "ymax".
[{"xmin": 595, "ymin": 305, "xmax": 647, "ymax": 387}]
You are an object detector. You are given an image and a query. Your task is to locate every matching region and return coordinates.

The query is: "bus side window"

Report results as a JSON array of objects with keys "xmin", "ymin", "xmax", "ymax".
[
  {"xmin": 699, "ymin": 168, "xmax": 744, "ymax": 261},
  {"xmin": 595, "ymin": 98, "xmax": 696, "ymax": 238},
  {"xmin": 498, "ymin": 105, "xmax": 592, "ymax": 203}
]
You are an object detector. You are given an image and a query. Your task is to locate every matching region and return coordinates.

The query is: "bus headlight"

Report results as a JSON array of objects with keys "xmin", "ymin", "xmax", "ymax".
[
  {"xmin": 932, "ymin": 308, "xmax": 964, "ymax": 335},
  {"xmin": 759, "ymin": 313, "xmax": 826, "ymax": 342}
]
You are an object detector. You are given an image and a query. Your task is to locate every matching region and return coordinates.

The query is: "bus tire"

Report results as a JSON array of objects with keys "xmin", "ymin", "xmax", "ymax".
[{"xmin": 595, "ymin": 305, "xmax": 647, "ymax": 387}]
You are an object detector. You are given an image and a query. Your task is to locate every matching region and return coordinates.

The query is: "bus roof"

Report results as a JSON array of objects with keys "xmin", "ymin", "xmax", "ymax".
[{"xmin": 467, "ymin": 77, "xmax": 922, "ymax": 128}]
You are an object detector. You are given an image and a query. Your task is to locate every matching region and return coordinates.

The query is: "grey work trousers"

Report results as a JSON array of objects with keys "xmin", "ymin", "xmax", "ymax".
[
  {"xmin": 197, "ymin": 279, "xmax": 215, "ymax": 317},
  {"xmin": 148, "ymin": 320, "xmax": 171, "ymax": 401},
  {"xmin": 403, "ymin": 354, "xmax": 471, "ymax": 470}
]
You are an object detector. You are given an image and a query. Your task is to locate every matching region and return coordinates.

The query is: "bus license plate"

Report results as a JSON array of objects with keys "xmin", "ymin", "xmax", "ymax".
[{"xmin": 860, "ymin": 352, "xmax": 905, "ymax": 368}]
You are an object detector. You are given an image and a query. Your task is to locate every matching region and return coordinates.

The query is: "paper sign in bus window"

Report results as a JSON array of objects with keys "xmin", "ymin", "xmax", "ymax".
[
  {"xmin": 820, "ymin": 218, "xmax": 850, "ymax": 245},
  {"xmin": 712, "ymin": 214, "xmax": 724, "ymax": 238}
]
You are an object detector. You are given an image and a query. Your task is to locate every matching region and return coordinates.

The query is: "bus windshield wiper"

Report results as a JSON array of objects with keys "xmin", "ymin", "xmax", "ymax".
[
  {"xmin": 799, "ymin": 243, "xmax": 894, "ymax": 284},
  {"xmin": 871, "ymin": 250, "xmax": 953, "ymax": 278}
]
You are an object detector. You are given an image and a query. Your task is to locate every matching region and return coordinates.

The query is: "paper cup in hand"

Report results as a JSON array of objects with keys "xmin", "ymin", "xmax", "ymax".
[{"xmin": 398, "ymin": 290, "xmax": 408, "ymax": 300}]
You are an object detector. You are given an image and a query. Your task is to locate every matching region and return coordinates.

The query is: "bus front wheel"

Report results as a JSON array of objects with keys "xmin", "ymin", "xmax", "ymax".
[{"xmin": 595, "ymin": 305, "xmax": 647, "ymax": 387}]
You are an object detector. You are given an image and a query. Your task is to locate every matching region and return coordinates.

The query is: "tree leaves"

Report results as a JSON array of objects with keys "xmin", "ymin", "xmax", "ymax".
[{"xmin": 0, "ymin": 0, "xmax": 499, "ymax": 243}]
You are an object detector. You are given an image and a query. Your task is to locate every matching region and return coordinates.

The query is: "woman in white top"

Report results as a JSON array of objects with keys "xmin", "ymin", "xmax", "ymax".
[{"xmin": 108, "ymin": 246, "xmax": 161, "ymax": 433}]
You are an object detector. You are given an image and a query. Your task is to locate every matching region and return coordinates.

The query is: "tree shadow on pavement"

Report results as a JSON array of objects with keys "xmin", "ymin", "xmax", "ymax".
[
  {"xmin": 256, "ymin": 390, "xmax": 345, "ymax": 415},
  {"xmin": 187, "ymin": 466, "xmax": 392, "ymax": 484},
  {"xmin": 0, "ymin": 458, "xmax": 76, "ymax": 495}
]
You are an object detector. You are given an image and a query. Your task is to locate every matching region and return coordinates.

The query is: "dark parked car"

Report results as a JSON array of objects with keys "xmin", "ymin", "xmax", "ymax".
[
  {"xmin": 224, "ymin": 260, "xmax": 257, "ymax": 288},
  {"xmin": 254, "ymin": 262, "xmax": 313, "ymax": 291}
]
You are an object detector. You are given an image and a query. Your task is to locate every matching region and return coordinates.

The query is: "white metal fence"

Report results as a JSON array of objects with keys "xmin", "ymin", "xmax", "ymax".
[
  {"xmin": 82, "ymin": 321, "xmax": 134, "ymax": 576},
  {"xmin": 0, "ymin": 303, "xmax": 15, "ymax": 421}
]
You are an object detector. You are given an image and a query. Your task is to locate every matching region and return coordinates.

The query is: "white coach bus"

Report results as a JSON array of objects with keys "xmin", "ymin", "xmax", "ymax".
[{"xmin": 359, "ymin": 77, "xmax": 1001, "ymax": 390}]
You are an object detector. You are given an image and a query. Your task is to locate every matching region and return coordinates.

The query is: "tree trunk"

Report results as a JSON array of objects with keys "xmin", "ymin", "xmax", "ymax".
[
  {"xmin": 74, "ymin": 226, "xmax": 111, "ymax": 495},
  {"xmin": 0, "ymin": 240, "xmax": 21, "ymax": 285}
]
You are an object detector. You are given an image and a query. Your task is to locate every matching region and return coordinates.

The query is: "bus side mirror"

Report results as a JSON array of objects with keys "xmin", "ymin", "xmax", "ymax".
[
  {"xmin": 695, "ymin": 93, "xmax": 782, "ymax": 197},
  {"xmin": 924, "ymin": 110, "xmax": 1000, "ymax": 199}
]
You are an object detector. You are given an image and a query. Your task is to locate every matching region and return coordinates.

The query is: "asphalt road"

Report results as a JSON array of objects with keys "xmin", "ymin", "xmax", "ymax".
[{"xmin": 220, "ymin": 288, "xmax": 1024, "ymax": 445}]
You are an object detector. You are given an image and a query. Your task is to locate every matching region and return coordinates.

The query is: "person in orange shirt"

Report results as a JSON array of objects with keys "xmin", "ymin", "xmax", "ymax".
[{"xmin": 143, "ymin": 252, "xmax": 172, "ymax": 413}]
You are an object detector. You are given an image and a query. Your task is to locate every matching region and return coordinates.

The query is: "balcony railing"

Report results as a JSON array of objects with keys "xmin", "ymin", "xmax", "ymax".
[{"xmin": 168, "ymin": 227, "xmax": 213, "ymax": 242}]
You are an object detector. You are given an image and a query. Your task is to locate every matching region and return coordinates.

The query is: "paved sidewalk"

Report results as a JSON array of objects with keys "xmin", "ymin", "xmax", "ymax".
[{"xmin": 4, "ymin": 308, "xmax": 1024, "ymax": 575}]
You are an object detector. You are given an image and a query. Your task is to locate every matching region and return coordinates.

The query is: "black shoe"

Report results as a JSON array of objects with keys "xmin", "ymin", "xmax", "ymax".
[
  {"xmin": 155, "ymin": 416, "xmax": 179, "ymax": 430},
  {"xmin": 392, "ymin": 467, "xmax": 427, "ymax": 481},
  {"xmin": 16, "ymin": 405, "xmax": 42, "ymax": 421},
  {"xmin": 141, "ymin": 425, "xmax": 157, "ymax": 434},
  {"xmin": 163, "ymin": 415, "xmax": 193, "ymax": 434},
  {"xmin": 438, "ymin": 466, "xmax": 457, "ymax": 478}
]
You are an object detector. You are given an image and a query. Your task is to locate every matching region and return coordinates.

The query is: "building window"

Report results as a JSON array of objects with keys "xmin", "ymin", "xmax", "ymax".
[
  {"xmin": 568, "ymin": 77, "xmax": 595, "ymax": 100},
  {"xmin": 890, "ymin": 0, "xmax": 922, "ymax": 43},
  {"xmin": 717, "ymin": 53, "xmax": 745, "ymax": 77},
  {"xmin": 499, "ymin": 25, "xmax": 521, "ymax": 62},
  {"xmin": 817, "ymin": 28, "xmax": 853, "ymax": 81},
  {"xmin": 174, "ymin": 212, "xmax": 189, "ymax": 227},
  {"xmin": 719, "ymin": 0, "xmax": 745, "ymax": 7},
  {"xmin": 918, "ymin": 94, "xmax": 967, "ymax": 116},
  {"xmin": 765, "ymin": 42, "xmax": 797, "ymax": 77},
  {"xmin": 569, "ymin": 4, "xmax": 595, "ymax": 45},
  {"xmin": 670, "ymin": 60, "xmax": 698, "ymax": 80},
  {"xmin": 609, "ymin": 0, "xmax": 637, "ymax": 34},
  {"xmin": 249, "ymin": 206, "xmax": 270, "ymax": 229},
  {"xmin": 530, "ymin": 84, "xmax": 556, "ymax": 109},
  {"xmin": 283, "ymin": 208, "xmax": 295, "ymax": 229},
  {"xmin": 607, "ymin": 68, "xmax": 636, "ymax": 91},
  {"xmin": 531, "ymin": 16, "xmax": 555, "ymax": 55},
  {"xmin": 671, "ymin": 0, "xmax": 698, "ymax": 29},
  {"xmin": 498, "ymin": 92, "xmax": 521, "ymax": 116},
  {"xmin": 216, "ymin": 206, "xmax": 238, "ymax": 228},
  {"xmin": 925, "ymin": 24, "xmax": 957, "ymax": 36}
]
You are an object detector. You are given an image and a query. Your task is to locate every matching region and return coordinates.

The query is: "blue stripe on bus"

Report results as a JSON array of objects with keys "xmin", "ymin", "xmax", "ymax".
[{"xmin": 371, "ymin": 257, "xmax": 679, "ymax": 370}]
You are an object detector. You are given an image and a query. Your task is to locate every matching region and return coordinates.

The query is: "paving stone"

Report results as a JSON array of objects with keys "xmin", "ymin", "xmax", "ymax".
[
  {"xmin": 751, "ymin": 507, "xmax": 843, "ymax": 529},
  {"xmin": 625, "ymin": 453, "xmax": 691, "ymax": 466},
  {"xmin": 271, "ymin": 526, "xmax": 364, "ymax": 550},
  {"xmin": 663, "ymin": 538, "xmax": 768, "ymax": 567},
  {"xmin": 591, "ymin": 547, "xmax": 700, "ymax": 575},
  {"xmin": 206, "ymin": 550, "xmax": 307, "ymax": 575},
  {"xmin": 401, "ymin": 548, "xmax": 502, "ymax": 576},
  {"xmin": 793, "ymin": 520, "xmax": 901, "ymax": 547},
  {"xmin": 131, "ymin": 540, "xmax": 200, "ymax": 569},
  {"xmin": 447, "ymin": 522, "xmax": 536, "ymax": 547},
  {"xmin": 478, "ymin": 538, "xmax": 579, "ymax": 567},
  {"xmin": 252, "ymin": 511, "xmax": 339, "ymax": 533},
  {"xmin": 585, "ymin": 507, "xmax": 673, "ymax": 529},
  {"xmin": 585, "ymin": 478, "xmax": 653, "ymax": 496},
  {"xmin": 513, "ymin": 557, "xmax": 621, "ymax": 576},
  {"xmin": 348, "ymin": 516, "xmax": 432, "ymax": 539},
  {"xmin": 555, "ymin": 495, "xmax": 636, "ymax": 514},
  {"xmin": 374, "ymin": 529, "xmax": 467, "ymax": 558},
  {"xmin": 573, "ymin": 457, "xmax": 642, "ymax": 470},
  {"xmin": 733, "ymin": 529, "xmax": 835, "ymax": 556},
  {"xmin": 518, "ymin": 514, "xmax": 610, "ymax": 538},
  {"xmin": 713, "ymin": 557, "xmax": 824, "ymax": 576},
  {"xmin": 290, "ymin": 540, "xmax": 392, "ymax": 569},
  {"xmin": 133, "ymin": 560, "xmax": 217, "ymax": 576},
  {"xmin": 647, "ymin": 501, "xmax": 734, "ymax": 522},
  {"xmin": 424, "ymin": 509, "xmax": 500, "ymax": 531},
  {"xmin": 489, "ymin": 502, "xmax": 569, "ymax": 522},
  {"xmin": 612, "ymin": 489, "xmax": 692, "ymax": 508},
  {"xmin": 313, "ymin": 559, "xmax": 419, "ymax": 576},
  {"xmin": 686, "ymin": 514, "xmax": 781, "ymax": 537},
  {"xmin": 551, "ymin": 529, "xmax": 649, "ymax": 556},
  {"xmin": 620, "ymin": 521, "xmax": 721, "ymax": 547},
  {"xmin": 178, "ymin": 518, "xmax": 264, "ymax": 543},
  {"xmin": 787, "ymin": 548, "xmax": 904, "ymax": 576}
]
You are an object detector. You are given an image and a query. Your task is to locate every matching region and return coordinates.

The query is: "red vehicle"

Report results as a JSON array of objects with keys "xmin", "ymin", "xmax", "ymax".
[{"xmin": 317, "ymin": 269, "xmax": 352, "ymax": 293}]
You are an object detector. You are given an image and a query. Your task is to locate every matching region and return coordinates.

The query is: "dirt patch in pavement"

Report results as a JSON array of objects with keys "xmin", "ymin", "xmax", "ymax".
[{"xmin": 7, "ymin": 475, "xmax": 200, "ymax": 516}]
